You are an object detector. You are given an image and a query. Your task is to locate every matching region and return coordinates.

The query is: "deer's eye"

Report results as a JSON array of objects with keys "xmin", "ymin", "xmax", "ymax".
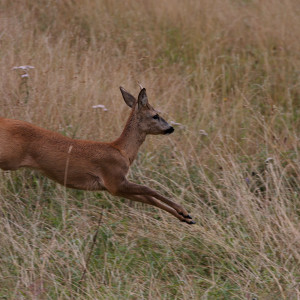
[{"xmin": 153, "ymin": 114, "xmax": 159, "ymax": 120}]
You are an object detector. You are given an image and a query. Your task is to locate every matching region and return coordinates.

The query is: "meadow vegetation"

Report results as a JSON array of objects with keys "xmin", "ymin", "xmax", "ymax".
[{"xmin": 0, "ymin": 0, "xmax": 299, "ymax": 298}]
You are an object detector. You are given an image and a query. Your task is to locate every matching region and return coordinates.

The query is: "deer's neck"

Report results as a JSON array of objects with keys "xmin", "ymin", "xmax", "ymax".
[{"xmin": 112, "ymin": 112, "xmax": 146, "ymax": 164}]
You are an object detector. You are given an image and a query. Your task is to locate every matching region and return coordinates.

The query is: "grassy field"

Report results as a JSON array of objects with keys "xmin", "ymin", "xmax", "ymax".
[{"xmin": 0, "ymin": 0, "xmax": 300, "ymax": 299}]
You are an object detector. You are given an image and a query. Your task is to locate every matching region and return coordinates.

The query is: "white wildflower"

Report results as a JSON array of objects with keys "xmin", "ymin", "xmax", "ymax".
[
  {"xmin": 199, "ymin": 130, "xmax": 208, "ymax": 136},
  {"xmin": 92, "ymin": 104, "xmax": 108, "ymax": 111},
  {"xmin": 13, "ymin": 65, "xmax": 35, "ymax": 79},
  {"xmin": 170, "ymin": 121, "xmax": 185, "ymax": 129},
  {"xmin": 170, "ymin": 121, "xmax": 182, "ymax": 126},
  {"xmin": 12, "ymin": 65, "xmax": 35, "ymax": 71},
  {"xmin": 265, "ymin": 157, "xmax": 273, "ymax": 163}
]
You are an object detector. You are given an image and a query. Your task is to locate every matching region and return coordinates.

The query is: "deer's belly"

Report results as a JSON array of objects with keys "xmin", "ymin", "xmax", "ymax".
[{"xmin": 63, "ymin": 171, "xmax": 106, "ymax": 191}]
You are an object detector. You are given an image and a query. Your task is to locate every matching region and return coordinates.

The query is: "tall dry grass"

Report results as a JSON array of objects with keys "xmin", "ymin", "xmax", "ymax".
[{"xmin": 0, "ymin": 0, "xmax": 299, "ymax": 299}]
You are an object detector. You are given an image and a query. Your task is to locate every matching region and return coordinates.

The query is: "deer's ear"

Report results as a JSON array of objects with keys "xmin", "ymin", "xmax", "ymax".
[
  {"xmin": 138, "ymin": 88, "xmax": 148, "ymax": 108},
  {"xmin": 120, "ymin": 87, "xmax": 136, "ymax": 108}
]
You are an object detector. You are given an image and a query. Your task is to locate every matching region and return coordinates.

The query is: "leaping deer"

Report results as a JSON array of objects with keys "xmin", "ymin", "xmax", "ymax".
[{"xmin": 0, "ymin": 87, "xmax": 195, "ymax": 224}]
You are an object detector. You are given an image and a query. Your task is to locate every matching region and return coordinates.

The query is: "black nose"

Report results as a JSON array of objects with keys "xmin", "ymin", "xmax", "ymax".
[{"xmin": 164, "ymin": 126, "xmax": 174, "ymax": 135}]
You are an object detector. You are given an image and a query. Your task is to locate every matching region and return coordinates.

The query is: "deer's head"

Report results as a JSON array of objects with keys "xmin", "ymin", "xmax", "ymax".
[{"xmin": 120, "ymin": 87, "xmax": 174, "ymax": 136}]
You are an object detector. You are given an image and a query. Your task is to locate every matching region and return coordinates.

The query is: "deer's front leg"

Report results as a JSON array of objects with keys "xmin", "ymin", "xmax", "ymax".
[
  {"xmin": 107, "ymin": 179, "xmax": 195, "ymax": 224},
  {"xmin": 124, "ymin": 194, "xmax": 195, "ymax": 224}
]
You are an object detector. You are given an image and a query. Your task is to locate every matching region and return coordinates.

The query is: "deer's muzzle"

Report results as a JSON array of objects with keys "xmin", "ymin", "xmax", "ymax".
[{"xmin": 164, "ymin": 127, "xmax": 174, "ymax": 135}]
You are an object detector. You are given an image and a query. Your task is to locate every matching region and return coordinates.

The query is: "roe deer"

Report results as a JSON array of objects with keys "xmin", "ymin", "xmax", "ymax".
[{"xmin": 0, "ymin": 87, "xmax": 195, "ymax": 224}]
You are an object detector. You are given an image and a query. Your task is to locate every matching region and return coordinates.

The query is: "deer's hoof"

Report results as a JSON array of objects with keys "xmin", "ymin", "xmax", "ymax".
[
  {"xmin": 179, "ymin": 212, "xmax": 193, "ymax": 219},
  {"xmin": 181, "ymin": 219, "xmax": 196, "ymax": 225},
  {"xmin": 187, "ymin": 220, "xmax": 196, "ymax": 225}
]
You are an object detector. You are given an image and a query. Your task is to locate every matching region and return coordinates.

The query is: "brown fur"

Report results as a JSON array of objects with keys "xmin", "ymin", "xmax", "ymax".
[{"xmin": 0, "ymin": 87, "xmax": 195, "ymax": 224}]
